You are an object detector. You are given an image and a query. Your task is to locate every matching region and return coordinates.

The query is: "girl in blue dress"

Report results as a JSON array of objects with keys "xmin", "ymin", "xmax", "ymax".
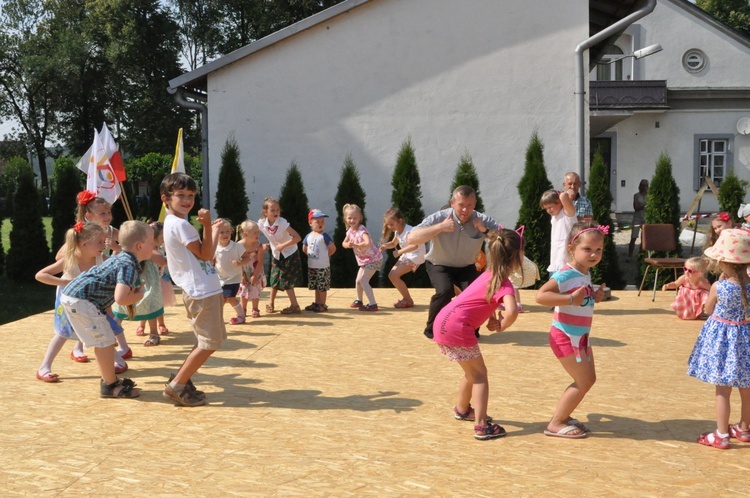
[{"xmin": 688, "ymin": 229, "xmax": 750, "ymax": 449}]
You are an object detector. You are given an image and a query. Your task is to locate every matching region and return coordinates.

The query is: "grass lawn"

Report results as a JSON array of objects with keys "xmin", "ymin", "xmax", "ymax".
[{"xmin": 0, "ymin": 216, "xmax": 56, "ymax": 325}]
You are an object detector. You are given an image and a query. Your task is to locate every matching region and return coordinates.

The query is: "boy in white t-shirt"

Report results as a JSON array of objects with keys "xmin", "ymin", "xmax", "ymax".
[
  {"xmin": 160, "ymin": 173, "xmax": 226, "ymax": 407},
  {"xmin": 302, "ymin": 209, "xmax": 336, "ymax": 312}
]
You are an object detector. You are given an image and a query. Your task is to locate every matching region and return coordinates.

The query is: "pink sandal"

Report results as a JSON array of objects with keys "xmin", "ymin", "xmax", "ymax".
[
  {"xmin": 251, "ymin": 309, "xmax": 261, "ymax": 318},
  {"xmin": 730, "ymin": 424, "xmax": 750, "ymax": 443},
  {"xmin": 158, "ymin": 325, "xmax": 169, "ymax": 335},
  {"xmin": 135, "ymin": 326, "xmax": 146, "ymax": 336},
  {"xmin": 697, "ymin": 430, "xmax": 730, "ymax": 449},
  {"xmin": 394, "ymin": 298, "xmax": 414, "ymax": 309}
]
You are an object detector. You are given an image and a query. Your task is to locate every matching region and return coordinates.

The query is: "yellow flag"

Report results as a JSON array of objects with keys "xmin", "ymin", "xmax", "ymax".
[{"xmin": 159, "ymin": 128, "xmax": 185, "ymax": 221}]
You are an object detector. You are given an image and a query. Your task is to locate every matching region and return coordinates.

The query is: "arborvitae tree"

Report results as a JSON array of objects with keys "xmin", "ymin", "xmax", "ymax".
[
  {"xmin": 0, "ymin": 218, "xmax": 5, "ymax": 276},
  {"xmin": 278, "ymin": 161, "xmax": 310, "ymax": 285},
  {"xmin": 450, "ymin": 151, "xmax": 485, "ymax": 213},
  {"xmin": 384, "ymin": 138, "xmax": 430, "ymax": 288},
  {"xmin": 640, "ymin": 152, "xmax": 681, "ymax": 288},
  {"xmin": 7, "ymin": 168, "xmax": 51, "ymax": 281},
  {"xmin": 1, "ymin": 156, "xmax": 32, "ymax": 217},
  {"xmin": 717, "ymin": 171, "xmax": 749, "ymax": 222},
  {"xmin": 516, "ymin": 131, "xmax": 554, "ymax": 282},
  {"xmin": 588, "ymin": 149, "xmax": 625, "ymax": 289},
  {"xmin": 50, "ymin": 157, "xmax": 84, "ymax": 252},
  {"xmin": 214, "ymin": 135, "xmax": 249, "ymax": 227},
  {"xmin": 330, "ymin": 154, "xmax": 367, "ymax": 288}
]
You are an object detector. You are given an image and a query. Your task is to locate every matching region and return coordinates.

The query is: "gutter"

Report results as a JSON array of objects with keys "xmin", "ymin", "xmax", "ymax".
[
  {"xmin": 168, "ymin": 88, "xmax": 211, "ymax": 209},
  {"xmin": 574, "ymin": 0, "xmax": 656, "ymax": 191}
]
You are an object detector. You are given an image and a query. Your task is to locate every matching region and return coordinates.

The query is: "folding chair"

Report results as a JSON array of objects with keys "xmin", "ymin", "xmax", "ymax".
[{"xmin": 637, "ymin": 224, "xmax": 687, "ymax": 301}]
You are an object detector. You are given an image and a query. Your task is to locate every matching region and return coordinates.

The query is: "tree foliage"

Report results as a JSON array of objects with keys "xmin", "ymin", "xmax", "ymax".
[
  {"xmin": 450, "ymin": 151, "xmax": 485, "ymax": 213},
  {"xmin": 717, "ymin": 171, "xmax": 749, "ymax": 222},
  {"xmin": 50, "ymin": 156, "xmax": 83, "ymax": 251},
  {"xmin": 214, "ymin": 136, "xmax": 249, "ymax": 227},
  {"xmin": 587, "ymin": 149, "xmax": 625, "ymax": 289},
  {"xmin": 516, "ymin": 131, "xmax": 553, "ymax": 283},
  {"xmin": 696, "ymin": 0, "xmax": 750, "ymax": 37},
  {"xmin": 6, "ymin": 167, "xmax": 50, "ymax": 281},
  {"xmin": 278, "ymin": 161, "xmax": 310, "ymax": 284},
  {"xmin": 330, "ymin": 154, "xmax": 366, "ymax": 288},
  {"xmin": 0, "ymin": 155, "xmax": 32, "ymax": 216}
]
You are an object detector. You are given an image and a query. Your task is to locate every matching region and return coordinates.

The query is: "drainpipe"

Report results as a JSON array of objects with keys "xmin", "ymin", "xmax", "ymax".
[
  {"xmin": 575, "ymin": 0, "xmax": 656, "ymax": 192},
  {"xmin": 168, "ymin": 88, "xmax": 210, "ymax": 209}
]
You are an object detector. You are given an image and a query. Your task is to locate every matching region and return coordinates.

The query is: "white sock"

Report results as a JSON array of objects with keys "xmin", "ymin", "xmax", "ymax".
[{"xmin": 233, "ymin": 303, "xmax": 245, "ymax": 318}]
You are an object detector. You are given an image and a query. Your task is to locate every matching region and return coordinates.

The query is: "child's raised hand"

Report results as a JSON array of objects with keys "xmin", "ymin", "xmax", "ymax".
[
  {"xmin": 594, "ymin": 283, "xmax": 606, "ymax": 303},
  {"xmin": 196, "ymin": 208, "xmax": 212, "ymax": 226},
  {"xmin": 570, "ymin": 286, "xmax": 587, "ymax": 306}
]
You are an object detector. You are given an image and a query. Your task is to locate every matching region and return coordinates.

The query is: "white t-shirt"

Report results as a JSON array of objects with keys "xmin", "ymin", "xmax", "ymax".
[
  {"xmin": 396, "ymin": 224, "xmax": 426, "ymax": 265},
  {"xmin": 214, "ymin": 240, "xmax": 245, "ymax": 286},
  {"xmin": 163, "ymin": 214, "xmax": 222, "ymax": 299},
  {"xmin": 303, "ymin": 232, "xmax": 334, "ymax": 269},
  {"xmin": 548, "ymin": 210, "xmax": 578, "ymax": 273},
  {"xmin": 259, "ymin": 216, "xmax": 298, "ymax": 259}
]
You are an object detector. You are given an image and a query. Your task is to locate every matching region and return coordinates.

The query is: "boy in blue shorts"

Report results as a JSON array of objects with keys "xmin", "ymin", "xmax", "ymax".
[
  {"xmin": 61, "ymin": 220, "xmax": 155, "ymax": 398},
  {"xmin": 160, "ymin": 172, "xmax": 225, "ymax": 407}
]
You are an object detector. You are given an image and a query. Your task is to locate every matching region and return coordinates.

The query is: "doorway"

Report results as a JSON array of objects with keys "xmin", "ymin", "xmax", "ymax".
[{"xmin": 590, "ymin": 133, "xmax": 617, "ymax": 208}]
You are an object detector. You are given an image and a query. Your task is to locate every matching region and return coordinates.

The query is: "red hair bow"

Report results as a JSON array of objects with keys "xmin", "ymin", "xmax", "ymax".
[
  {"xmin": 719, "ymin": 212, "xmax": 730, "ymax": 222},
  {"xmin": 77, "ymin": 190, "xmax": 96, "ymax": 206},
  {"xmin": 73, "ymin": 221, "xmax": 84, "ymax": 233}
]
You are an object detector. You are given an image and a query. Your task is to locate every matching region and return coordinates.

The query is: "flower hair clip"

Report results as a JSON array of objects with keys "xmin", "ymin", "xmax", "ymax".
[
  {"xmin": 77, "ymin": 190, "xmax": 96, "ymax": 206},
  {"xmin": 73, "ymin": 221, "xmax": 84, "ymax": 233},
  {"xmin": 718, "ymin": 212, "xmax": 731, "ymax": 222}
]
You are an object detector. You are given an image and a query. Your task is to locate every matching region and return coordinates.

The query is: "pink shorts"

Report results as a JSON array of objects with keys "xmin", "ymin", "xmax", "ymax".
[
  {"xmin": 549, "ymin": 327, "xmax": 589, "ymax": 359},
  {"xmin": 438, "ymin": 343, "xmax": 482, "ymax": 362}
]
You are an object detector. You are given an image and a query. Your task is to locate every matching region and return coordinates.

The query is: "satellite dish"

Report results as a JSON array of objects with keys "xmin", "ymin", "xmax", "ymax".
[{"xmin": 738, "ymin": 117, "xmax": 750, "ymax": 135}]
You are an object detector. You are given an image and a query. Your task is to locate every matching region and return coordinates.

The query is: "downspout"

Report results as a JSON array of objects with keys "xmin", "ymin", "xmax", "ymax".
[
  {"xmin": 168, "ymin": 88, "xmax": 210, "ymax": 209},
  {"xmin": 575, "ymin": 0, "xmax": 656, "ymax": 191}
]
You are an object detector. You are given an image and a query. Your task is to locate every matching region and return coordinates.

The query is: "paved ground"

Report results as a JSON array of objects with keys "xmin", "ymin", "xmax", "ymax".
[{"xmin": 2, "ymin": 285, "xmax": 749, "ymax": 497}]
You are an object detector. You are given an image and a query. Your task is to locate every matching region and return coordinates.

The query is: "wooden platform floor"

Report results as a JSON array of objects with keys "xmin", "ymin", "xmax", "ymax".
[{"xmin": 2, "ymin": 288, "xmax": 749, "ymax": 496}]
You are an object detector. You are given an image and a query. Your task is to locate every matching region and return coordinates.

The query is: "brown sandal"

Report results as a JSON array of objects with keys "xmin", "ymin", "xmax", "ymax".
[
  {"xmin": 280, "ymin": 305, "xmax": 301, "ymax": 314},
  {"xmin": 265, "ymin": 304, "xmax": 276, "ymax": 313}
]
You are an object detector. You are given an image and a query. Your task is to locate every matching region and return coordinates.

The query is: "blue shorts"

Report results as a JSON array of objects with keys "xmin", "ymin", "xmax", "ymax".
[{"xmin": 222, "ymin": 283, "xmax": 240, "ymax": 299}]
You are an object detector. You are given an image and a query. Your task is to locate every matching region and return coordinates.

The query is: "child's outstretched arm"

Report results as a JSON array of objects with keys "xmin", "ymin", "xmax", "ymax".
[
  {"xmin": 35, "ymin": 259, "xmax": 67, "ymax": 287},
  {"xmin": 662, "ymin": 275, "xmax": 686, "ymax": 291},
  {"xmin": 114, "ymin": 282, "xmax": 145, "ymax": 306},
  {"xmin": 560, "ymin": 190, "xmax": 576, "ymax": 218},
  {"xmin": 187, "ymin": 209, "xmax": 218, "ymax": 262},
  {"xmin": 536, "ymin": 278, "xmax": 587, "ymax": 306},
  {"xmin": 379, "ymin": 235, "xmax": 398, "ymax": 252},
  {"xmin": 704, "ymin": 282, "xmax": 718, "ymax": 315}
]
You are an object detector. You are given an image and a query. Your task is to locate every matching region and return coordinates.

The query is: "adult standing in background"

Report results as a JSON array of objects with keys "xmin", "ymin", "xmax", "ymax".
[
  {"xmin": 628, "ymin": 179, "xmax": 649, "ymax": 259},
  {"xmin": 563, "ymin": 172, "xmax": 593, "ymax": 222},
  {"xmin": 408, "ymin": 186, "xmax": 500, "ymax": 339}
]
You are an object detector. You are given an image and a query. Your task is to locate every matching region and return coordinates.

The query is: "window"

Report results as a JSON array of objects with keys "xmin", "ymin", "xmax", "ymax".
[
  {"xmin": 596, "ymin": 46, "xmax": 624, "ymax": 81},
  {"xmin": 694, "ymin": 135, "xmax": 733, "ymax": 190},
  {"xmin": 682, "ymin": 49, "xmax": 707, "ymax": 73}
]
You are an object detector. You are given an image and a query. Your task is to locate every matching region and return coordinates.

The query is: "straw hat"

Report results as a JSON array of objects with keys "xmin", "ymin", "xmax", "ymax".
[{"xmin": 704, "ymin": 228, "xmax": 750, "ymax": 264}]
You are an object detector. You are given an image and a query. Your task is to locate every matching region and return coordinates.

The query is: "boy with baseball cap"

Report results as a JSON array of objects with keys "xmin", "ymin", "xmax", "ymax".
[{"xmin": 302, "ymin": 209, "xmax": 336, "ymax": 312}]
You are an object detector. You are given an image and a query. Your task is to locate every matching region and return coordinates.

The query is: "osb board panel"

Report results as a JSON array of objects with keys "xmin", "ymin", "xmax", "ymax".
[{"xmin": 1, "ymin": 288, "xmax": 748, "ymax": 496}]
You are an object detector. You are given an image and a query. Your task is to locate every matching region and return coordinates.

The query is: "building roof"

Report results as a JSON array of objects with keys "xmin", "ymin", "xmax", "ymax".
[{"xmin": 168, "ymin": 0, "xmax": 655, "ymax": 95}]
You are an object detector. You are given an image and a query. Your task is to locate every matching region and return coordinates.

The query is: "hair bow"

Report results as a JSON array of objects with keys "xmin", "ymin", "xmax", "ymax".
[
  {"xmin": 76, "ymin": 190, "xmax": 96, "ymax": 206},
  {"xmin": 719, "ymin": 212, "xmax": 731, "ymax": 222},
  {"xmin": 73, "ymin": 221, "xmax": 84, "ymax": 233},
  {"xmin": 596, "ymin": 224, "xmax": 610, "ymax": 235}
]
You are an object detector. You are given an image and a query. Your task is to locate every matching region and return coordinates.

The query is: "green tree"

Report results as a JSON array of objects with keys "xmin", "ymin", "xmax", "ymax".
[
  {"xmin": 50, "ymin": 156, "xmax": 83, "ymax": 251},
  {"xmin": 385, "ymin": 138, "xmax": 429, "ymax": 288},
  {"xmin": 717, "ymin": 171, "xmax": 749, "ymax": 222},
  {"xmin": 588, "ymin": 149, "xmax": 625, "ymax": 289},
  {"xmin": 516, "ymin": 131, "xmax": 553, "ymax": 282},
  {"xmin": 278, "ymin": 161, "xmax": 310, "ymax": 284},
  {"xmin": 168, "ymin": 0, "xmax": 222, "ymax": 70},
  {"xmin": 450, "ymin": 151, "xmax": 485, "ymax": 213},
  {"xmin": 640, "ymin": 152, "xmax": 681, "ymax": 288},
  {"xmin": 0, "ymin": 218, "xmax": 4, "ymax": 276},
  {"xmin": 696, "ymin": 0, "xmax": 750, "ymax": 37},
  {"xmin": 214, "ymin": 136, "xmax": 249, "ymax": 227},
  {"xmin": 1, "ymin": 155, "xmax": 35, "ymax": 217},
  {"xmin": 6, "ymin": 168, "xmax": 50, "ymax": 281},
  {"xmin": 330, "ymin": 154, "xmax": 366, "ymax": 288}
]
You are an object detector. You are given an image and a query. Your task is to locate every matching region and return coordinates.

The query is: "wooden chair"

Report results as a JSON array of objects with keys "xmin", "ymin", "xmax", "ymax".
[{"xmin": 637, "ymin": 224, "xmax": 687, "ymax": 301}]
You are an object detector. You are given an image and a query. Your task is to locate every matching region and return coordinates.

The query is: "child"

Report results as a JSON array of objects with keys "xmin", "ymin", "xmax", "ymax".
[
  {"xmin": 541, "ymin": 189, "xmax": 577, "ymax": 274},
  {"xmin": 379, "ymin": 207, "xmax": 425, "ymax": 309},
  {"xmin": 687, "ymin": 228, "xmax": 750, "ymax": 449},
  {"xmin": 302, "ymin": 209, "xmax": 336, "ymax": 312},
  {"xmin": 73, "ymin": 190, "xmax": 132, "ymax": 364},
  {"xmin": 35, "ymin": 222, "xmax": 106, "ymax": 382},
  {"xmin": 342, "ymin": 203, "xmax": 382, "ymax": 311},
  {"xmin": 738, "ymin": 204, "xmax": 750, "ymax": 230},
  {"xmin": 236, "ymin": 220, "xmax": 266, "ymax": 318},
  {"xmin": 535, "ymin": 222, "xmax": 607, "ymax": 439},
  {"xmin": 214, "ymin": 218, "xmax": 249, "ymax": 324},
  {"xmin": 112, "ymin": 223, "xmax": 166, "ymax": 346},
  {"xmin": 60, "ymin": 220, "xmax": 154, "ymax": 398},
  {"xmin": 703, "ymin": 212, "xmax": 734, "ymax": 251},
  {"xmin": 161, "ymin": 172, "xmax": 225, "ymax": 406},
  {"xmin": 258, "ymin": 197, "xmax": 303, "ymax": 314},
  {"xmin": 661, "ymin": 257, "xmax": 711, "ymax": 320},
  {"xmin": 433, "ymin": 229, "xmax": 522, "ymax": 440}
]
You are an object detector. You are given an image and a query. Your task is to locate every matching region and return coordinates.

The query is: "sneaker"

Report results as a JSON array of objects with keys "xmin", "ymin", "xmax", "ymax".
[
  {"xmin": 163, "ymin": 383, "xmax": 206, "ymax": 407},
  {"xmin": 350, "ymin": 300, "xmax": 363, "ymax": 308},
  {"xmin": 304, "ymin": 302, "xmax": 319, "ymax": 312},
  {"xmin": 359, "ymin": 304, "xmax": 378, "ymax": 312},
  {"xmin": 168, "ymin": 373, "xmax": 205, "ymax": 397},
  {"xmin": 424, "ymin": 330, "xmax": 434, "ymax": 339}
]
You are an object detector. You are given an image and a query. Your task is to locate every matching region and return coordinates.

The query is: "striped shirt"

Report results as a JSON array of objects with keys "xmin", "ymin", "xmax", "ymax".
[
  {"xmin": 551, "ymin": 264, "xmax": 595, "ymax": 362},
  {"xmin": 62, "ymin": 251, "xmax": 141, "ymax": 314}
]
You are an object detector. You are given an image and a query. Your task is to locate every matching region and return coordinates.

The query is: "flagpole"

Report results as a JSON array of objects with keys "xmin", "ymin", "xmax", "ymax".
[{"xmin": 120, "ymin": 191, "xmax": 134, "ymax": 221}]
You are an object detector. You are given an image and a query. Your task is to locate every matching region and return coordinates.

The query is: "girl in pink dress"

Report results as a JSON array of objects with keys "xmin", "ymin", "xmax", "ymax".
[
  {"xmin": 342, "ymin": 203, "xmax": 383, "ymax": 311},
  {"xmin": 662, "ymin": 257, "xmax": 711, "ymax": 320},
  {"xmin": 433, "ymin": 229, "xmax": 523, "ymax": 440}
]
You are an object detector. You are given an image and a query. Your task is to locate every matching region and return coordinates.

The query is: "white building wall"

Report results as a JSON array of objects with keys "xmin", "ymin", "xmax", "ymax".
[{"xmin": 206, "ymin": 0, "xmax": 588, "ymax": 228}]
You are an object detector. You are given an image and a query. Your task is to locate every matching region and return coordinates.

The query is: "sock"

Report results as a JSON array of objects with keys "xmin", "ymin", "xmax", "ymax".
[
  {"xmin": 233, "ymin": 303, "xmax": 245, "ymax": 318},
  {"xmin": 717, "ymin": 430, "xmax": 729, "ymax": 438},
  {"xmin": 169, "ymin": 380, "xmax": 186, "ymax": 392}
]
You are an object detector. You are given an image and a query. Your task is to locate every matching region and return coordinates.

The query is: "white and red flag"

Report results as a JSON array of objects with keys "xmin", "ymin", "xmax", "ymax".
[
  {"xmin": 84, "ymin": 129, "xmax": 121, "ymax": 205},
  {"xmin": 99, "ymin": 122, "xmax": 127, "ymax": 182}
]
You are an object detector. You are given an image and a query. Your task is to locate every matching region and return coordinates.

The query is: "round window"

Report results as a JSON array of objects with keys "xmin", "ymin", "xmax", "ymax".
[{"xmin": 682, "ymin": 49, "xmax": 707, "ymax": 73}]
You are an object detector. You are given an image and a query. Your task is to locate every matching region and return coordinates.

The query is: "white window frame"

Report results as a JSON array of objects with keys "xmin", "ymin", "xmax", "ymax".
[{"xmin": 693, "ymin": 134, "xmax": 733, "ymax": 190}]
